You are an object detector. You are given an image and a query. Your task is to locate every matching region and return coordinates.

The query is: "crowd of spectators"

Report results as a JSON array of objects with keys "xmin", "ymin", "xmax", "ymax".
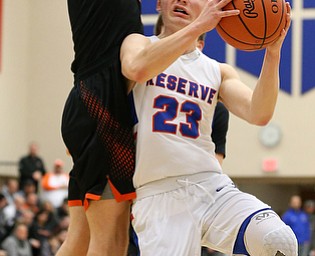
[
  {"xmin": 1, "ymin": 143, "xmax": 315, "ymax": 256},
  {"xmin": 0, "ymin": 143, "xmax": 69, "ymax": 256},
  {"xmin": 282, "ymin": 194, "xmax": 315, "ymax": 256}
]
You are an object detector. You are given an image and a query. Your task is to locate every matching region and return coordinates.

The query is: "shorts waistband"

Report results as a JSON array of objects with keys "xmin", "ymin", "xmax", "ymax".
[{"xmin": 135, "ymin": 172, "xmax": 217, "ymax": 200}]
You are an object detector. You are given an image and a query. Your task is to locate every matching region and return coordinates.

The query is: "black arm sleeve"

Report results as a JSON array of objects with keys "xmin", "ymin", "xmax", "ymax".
[{"xmin": 211, "ymin": 102, "xmax": 229, "ymax": 158}]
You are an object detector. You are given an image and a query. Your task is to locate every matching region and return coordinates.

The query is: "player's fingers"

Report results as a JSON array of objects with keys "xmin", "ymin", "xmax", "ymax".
[
  {"xmin": 286, "ymin": 1, "xmax": 291, "ymax": 15},
  {"xmin": 269, "ymin": 26, "xmax": 287, "ymax": 49},
  {"xmin": 219, "ymin": 9, "xmax": 240, "ymax": 18},
  {"xmin": 216, "ymin": 0, "xmax": 233, "ymax": 9},
  {"xmin": 212, "ymin": 0, "xmax": 239, "ymax": 17},
  {"xmin": 276, "ymin": 3, "xmax": 291, "ymax": 39},
  {"xmin": 273, "ymin": 2, "xmax": 291, "ymax": 42},
  {"xmin": 284, "ymin": 2, "xmax": 292, "ymax": 32}
]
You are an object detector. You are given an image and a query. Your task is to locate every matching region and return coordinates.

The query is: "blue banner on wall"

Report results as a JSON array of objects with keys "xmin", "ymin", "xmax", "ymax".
[
  {"xmin": 304, "ymin": 0, "xmax": 315, "ymax": 8},
  {"xmin": 302, "ymin": 20, "xmax": 315, "ymax": 94}
]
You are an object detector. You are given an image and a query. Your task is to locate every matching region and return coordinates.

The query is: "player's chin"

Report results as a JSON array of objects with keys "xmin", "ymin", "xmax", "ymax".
[{"xmin": 173, "ymin": 18, "xmax": 191, "ymax": 29}]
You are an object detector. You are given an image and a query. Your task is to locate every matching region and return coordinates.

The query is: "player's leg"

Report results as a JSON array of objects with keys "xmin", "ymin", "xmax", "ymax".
[
  {"xmin": 132, "ymin": 178, "xmax": 205, "ymax": 256},
  {"xmin": 199, "ymin": 173, "xmax": 297, "ymax": 255},
  {"xmin": 243, "ymin": 209, "xmax": 298, "ymax": 256},
  {"xmin": 85, "ymin": 199, "xmax": 131, "ymax": 256},
  {"xmin": 56, "ymin": 205, "xmax": 90, "ymax": 256},
  {"xmin": 55, "ymin": 171, "xmax": 90, "ymax": 256}
]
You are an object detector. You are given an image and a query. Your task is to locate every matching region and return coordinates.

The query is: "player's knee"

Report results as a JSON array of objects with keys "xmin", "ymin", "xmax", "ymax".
[
  {"xmin": 244, "ymin": 210, "xmax": 298, "ymax": 256},
  {"xmin": 261, "ymin": 225, "xmax": 298, "ymax": 256}
]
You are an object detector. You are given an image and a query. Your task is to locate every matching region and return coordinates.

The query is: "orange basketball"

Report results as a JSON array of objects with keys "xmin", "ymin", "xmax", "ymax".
[{"xmin": 216, "ymin": 0, "xmax": 287, "ymax": 51}]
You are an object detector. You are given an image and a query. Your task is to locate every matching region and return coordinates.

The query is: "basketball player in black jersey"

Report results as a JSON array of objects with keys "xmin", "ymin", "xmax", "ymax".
[{"xmin": 57, "ymin": 1, "xmax": 142, "ymax": 256}]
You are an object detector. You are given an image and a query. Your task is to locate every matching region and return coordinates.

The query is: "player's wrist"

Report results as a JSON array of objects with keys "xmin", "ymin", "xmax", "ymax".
[
  {"xmin": 187, "ymin": 22, "xmax": 206, "ymax": 41},
  {"xmin": 265, "ymin": 49, "xmax": 281, "ymax": 63}
]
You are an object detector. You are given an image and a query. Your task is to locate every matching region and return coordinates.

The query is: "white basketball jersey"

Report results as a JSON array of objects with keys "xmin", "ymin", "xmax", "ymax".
[{"xmin": 132, "ymin": 36, "xmax": 223, "ymax": 188}]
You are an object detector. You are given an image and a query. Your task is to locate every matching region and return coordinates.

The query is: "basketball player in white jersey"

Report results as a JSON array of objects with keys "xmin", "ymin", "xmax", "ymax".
[{"xmin": 121, "ymin": 0, "xmax": 297, "ymax": 255}]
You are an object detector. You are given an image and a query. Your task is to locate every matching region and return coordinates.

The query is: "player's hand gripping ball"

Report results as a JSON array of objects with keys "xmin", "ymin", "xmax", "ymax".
[{"xmin": 216, "ymin": 0, "xmax": 287, "ymax": 51}]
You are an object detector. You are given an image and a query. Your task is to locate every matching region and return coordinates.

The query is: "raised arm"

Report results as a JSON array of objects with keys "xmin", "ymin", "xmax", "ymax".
[
  {"xmin": 219, "ymin": 2, "xmax": 291, "ymax": 126},
  {"xmin": 120, "ymin": 0, "xmax": 240, "ymax": 84}
]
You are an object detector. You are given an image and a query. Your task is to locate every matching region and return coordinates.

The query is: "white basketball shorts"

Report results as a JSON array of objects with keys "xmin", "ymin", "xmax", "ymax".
[{"xmin": 132, "ymin": 172, "xmax": 270, "ymax": 256}]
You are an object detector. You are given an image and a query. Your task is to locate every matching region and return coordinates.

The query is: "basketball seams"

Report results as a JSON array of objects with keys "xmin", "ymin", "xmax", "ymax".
[
  {"xmin": 216, "ymin": 0, "xmax": 286, "ymax": 51},
  {"xmin": 217, "ymin": 23, "xmax": 265, "ymax": 50},
  {"xmin": 236, "ymin": 0, "xmax": 266, "ymax": 40},
  {"xmin": 265, "ymin": 0, "xmax": 286, "ymax": 41}
]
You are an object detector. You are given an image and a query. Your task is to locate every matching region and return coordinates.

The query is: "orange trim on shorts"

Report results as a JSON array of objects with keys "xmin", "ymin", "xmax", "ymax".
[
  {"xmin": 82, "ymin": 181, "xmax": 136, "ymax": 210},
  {"xmin": 68, "ymin": 200, "xmax": 83, "ymax": 207},
  {"xmin": 84, "ymin": 193, "xmax": 102, "ymax": 210},
  {"xmin": 85, "ymin": 193, "xmax": 101, "ymax": 201},
  {"xmin": 108, "ymin": 179, "xmax": 136, "ymax": 202}
]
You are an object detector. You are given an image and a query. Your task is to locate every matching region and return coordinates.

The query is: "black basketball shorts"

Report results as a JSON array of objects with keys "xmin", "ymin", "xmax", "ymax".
[{"xmin": 61, "ymin": 61, "xmax": 136, "ymax": 209}]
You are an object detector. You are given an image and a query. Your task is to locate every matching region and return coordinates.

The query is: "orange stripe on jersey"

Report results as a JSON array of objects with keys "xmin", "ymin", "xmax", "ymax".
[
  {"xmin": 68, "ymin": 200, "xmax": 83, "ymax": 207},
  {"xmin": 108, "ymin": 179, "xmax": 136, "ymax": 202}
]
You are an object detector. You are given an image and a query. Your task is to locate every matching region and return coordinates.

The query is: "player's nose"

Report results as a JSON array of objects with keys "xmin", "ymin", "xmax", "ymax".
[{"xmin": 177, "ymin": 0, "xmax": 188, "ymax": 4}]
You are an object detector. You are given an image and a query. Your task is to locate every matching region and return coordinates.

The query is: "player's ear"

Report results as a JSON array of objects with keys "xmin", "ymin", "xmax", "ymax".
[{"xmin": 197, "ymin": 40, "xmax": 205, "ymax": 51}]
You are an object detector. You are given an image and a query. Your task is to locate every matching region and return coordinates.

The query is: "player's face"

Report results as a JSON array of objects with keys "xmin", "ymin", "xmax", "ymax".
[{"xmin": 157, "ymin": 0, "xmax": 206, "ymax": 34}]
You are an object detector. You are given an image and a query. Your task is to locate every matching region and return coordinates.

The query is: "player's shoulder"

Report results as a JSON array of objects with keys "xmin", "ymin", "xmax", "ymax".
[
  {"xmin": 122, "ymin": 33, "xmax": 150, "ymax": 49},
  {"xmin": 219, "ymin": 62, "xmax": 239, "ymax": 80}
]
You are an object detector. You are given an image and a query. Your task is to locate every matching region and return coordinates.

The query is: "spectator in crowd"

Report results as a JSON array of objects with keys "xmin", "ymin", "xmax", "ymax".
[
  {"xmin": 12, "ymin": 195, "xmax": 32, "ymax": 224},
  {"xmin": 16, "ymin": 209, "xmax": 35, "ymax": 230},
  {"xmin": 41, "ymin": 159, "xmax": 69, "ymax": 208},
  {"xmin": 1, "ymin": 223, "xmax": 33, "ymax": 256},
  {"xmin": 24, "ymin": 192, "xmax": 40, "ymax": 216},
  {"xmin": 282, "ymin": 195, "xmax": 311, "ymax": 256},
  {"xmin": 41, "ymin": 228, "xmax": 68, "ymax": 256},
  {"xmin": 29, "ymin": 209, "xmax": 58, "ymax": 256},
  {"xmin": 0, "ymin": 193, "xmax": 10, "ymax": 243},
  {"xmin": 17, "ymin": 180, "xmax": 37, "ymax": 200},
  {"xmin": 1, "ymin": 179, "xmax": 19, "ymax": 204},
  {"xmin": 54, "ymin": 215, "xmax": 70, "ymax": 235},
  {"xmin": 56, "ymin": 198, "xmax": 69, "ymax": 220},
  {"xmin": 304, "ymin": 199, "xmax": 315, "ymax": 256},
  {"xmin": 18, "ymin": 142, "xmax": 46, "ymax": 192},
  {"xmin": 1, "ymin": 179, "xmax": 19, "ymax": 227},
  {"xmin": 41, "ymin": 200, "xmax": 59, "ymax": 222}
]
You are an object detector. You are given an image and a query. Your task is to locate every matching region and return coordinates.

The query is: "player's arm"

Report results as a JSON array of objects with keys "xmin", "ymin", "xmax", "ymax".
[
  {"xmin": 121, "ymin": 0, "xmax": 240, "ymax": 85},
  {"xmin": 219, "ymin": 56, "xmax": 280, "ymax": 125},
  {"xmin": 215, "ymin": 154, "xmax": 224, "ymax": 166},
  {"xmin": 212, "ymin": 102, "xmax": 229, "ymax": 165},
  {"xmin": 218, "ymin": 60, "xmax": 277, "ymax": 126},
  {"xmin": 121, "ymin": 29, "xmax": 205, "ymax": 85},
  {"xmin": 217, "ymin": 65, "xmax": 254, "ymax": 123},
  {"xmin": 219, "ymin": 4, "xmax": 291, "ymax": 126}
]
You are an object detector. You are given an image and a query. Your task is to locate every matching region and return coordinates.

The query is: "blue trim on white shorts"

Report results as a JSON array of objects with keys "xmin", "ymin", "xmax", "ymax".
[{"xmin": 233, "ymin": 208, "xmax": 271, "ymax": 255}]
